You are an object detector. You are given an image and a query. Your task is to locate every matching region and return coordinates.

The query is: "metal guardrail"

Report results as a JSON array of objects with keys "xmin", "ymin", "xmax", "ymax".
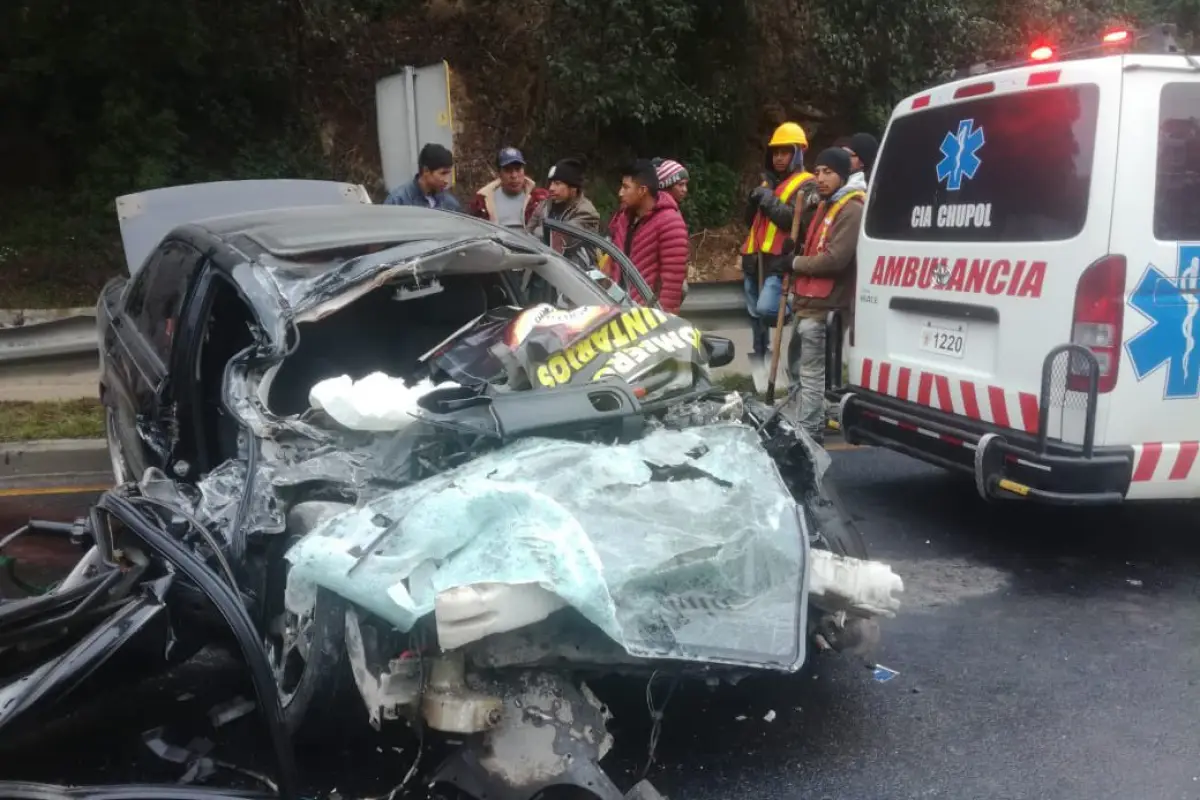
[
  {"xmin": 0, "ymin": 314, "xmax": 99, "ymax": 367},
  {"xmin": 0, "ymin": 283, "xmax": 748, "ymax": 376},
  {"xmin": 679, "ymin": 281, "xmax": 747, "ymax": 330}
]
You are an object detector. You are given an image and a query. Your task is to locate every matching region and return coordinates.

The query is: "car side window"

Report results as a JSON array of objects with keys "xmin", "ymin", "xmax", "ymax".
[
  {"xmin": 1155, "ymin": 82, "xmax": 1200, "ymax": 241},
  {"xmin": 123, "ymin": 240, "xmax": 205, "ymax": 364}
]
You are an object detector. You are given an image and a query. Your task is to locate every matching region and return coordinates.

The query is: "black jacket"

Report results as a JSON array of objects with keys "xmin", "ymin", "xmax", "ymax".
[{"xmin": 741, "ymin": 149, "xmax": 820, "ymax": 280}]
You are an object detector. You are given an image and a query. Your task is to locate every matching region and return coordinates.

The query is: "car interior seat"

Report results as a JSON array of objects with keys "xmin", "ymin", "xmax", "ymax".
[{"xmin": 266, "ymin": 276, "xmax": 496, "ymax": 417}]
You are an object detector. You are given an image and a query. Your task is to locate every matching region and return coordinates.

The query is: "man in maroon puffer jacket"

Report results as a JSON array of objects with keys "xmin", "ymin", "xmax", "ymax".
[{"xmin": 607, "ymin": 159, "xmax": 690, "ymax": 314}]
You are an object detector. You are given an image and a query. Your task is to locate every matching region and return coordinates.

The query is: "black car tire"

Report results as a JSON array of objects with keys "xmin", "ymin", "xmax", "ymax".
[
  {"xmin": 276, "ymin": 586, "xmax": 360, "ymax": 740},
  {"xmin": 267, "ymin": 502, "xmax": 364, "ymax": 741}
]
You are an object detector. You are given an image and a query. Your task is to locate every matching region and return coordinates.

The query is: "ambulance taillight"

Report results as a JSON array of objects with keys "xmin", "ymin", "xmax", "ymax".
[{"xmin": 1069, "ymin": 255, "xmax": 1126, "ymax": 393}]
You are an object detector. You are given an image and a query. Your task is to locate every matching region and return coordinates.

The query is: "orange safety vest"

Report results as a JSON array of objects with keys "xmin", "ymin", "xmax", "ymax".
[
  {"xmin": 793, "ymin": 189, "xmax": 865, "ymax": 299},
  {"xmin": 740, "ymin": 171, "xmax": 815, "ymax": 255}
]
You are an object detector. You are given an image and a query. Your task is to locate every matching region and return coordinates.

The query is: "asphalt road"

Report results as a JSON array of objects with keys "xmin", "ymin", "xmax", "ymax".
[{"xmin": 3, "ymin": 449, "xmax": 1199, "ymax": 799}]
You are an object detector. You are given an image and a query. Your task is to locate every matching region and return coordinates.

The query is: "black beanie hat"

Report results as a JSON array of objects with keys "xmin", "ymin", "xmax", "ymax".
[
  {"xmin": 815, "ymin": 147, "xmax": 852, "ymax": 183},
  {"xmin": 418, "ymin": 143, "xmax": 454, "ymax": 172},
  {"xmin": 848, "ymin": 132, "xmax": 880, "ymax": 170},
  {"xmin": 548, "ymin": 157, "xmax": 586, "ymax": 189}
]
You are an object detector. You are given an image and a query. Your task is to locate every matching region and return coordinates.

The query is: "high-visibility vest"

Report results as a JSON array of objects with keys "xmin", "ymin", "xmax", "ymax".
[
  {"xmin": 740, "ymin": 171, "xmax": 815, "ymax": 255},
  {"xmin": 794, "ymin": 189, "xmax": 865, "ymax": 300},
  {"xmin": 803, "ymin": 189, "xmax": 865, "ymax": 256}
]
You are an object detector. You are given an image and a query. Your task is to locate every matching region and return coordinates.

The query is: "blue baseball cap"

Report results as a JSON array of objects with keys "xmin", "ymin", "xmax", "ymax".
[{"xmin": 498, "ymin": 147, "xmax": 526, "ymax": 167}]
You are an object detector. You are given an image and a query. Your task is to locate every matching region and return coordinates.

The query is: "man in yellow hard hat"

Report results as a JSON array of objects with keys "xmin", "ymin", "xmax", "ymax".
[{"xmin": 740, "ymin": 122, "xmax": 820, "ymax": 385}]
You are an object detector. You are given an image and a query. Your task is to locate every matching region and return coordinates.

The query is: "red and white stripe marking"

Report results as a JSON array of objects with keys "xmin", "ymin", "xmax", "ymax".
[
  {"xmin": 859, "ymin": 409, "xmax": 978, "ymax": 450},
  {"xmin": 849, "ymin": 357, "xmax": 1200, "ymax": 500},
  {"xmin": 1126, "ymin": 442, "xmax": 1200, "ymax": 500},
  {"xmin": 851, "ymin": 356, "xmax": 1039, "ymax": 435}
]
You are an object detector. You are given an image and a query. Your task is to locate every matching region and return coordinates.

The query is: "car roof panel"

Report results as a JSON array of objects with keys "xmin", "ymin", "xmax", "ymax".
[{"xmin": 194, "ymin": 205, "xmax": 526, "ymax": 258}]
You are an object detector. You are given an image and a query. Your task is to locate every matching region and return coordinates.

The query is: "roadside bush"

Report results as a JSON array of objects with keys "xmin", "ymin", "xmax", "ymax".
[{"xmin": 678, "ymin": 153, "xmax": 739, "ymax": 231}]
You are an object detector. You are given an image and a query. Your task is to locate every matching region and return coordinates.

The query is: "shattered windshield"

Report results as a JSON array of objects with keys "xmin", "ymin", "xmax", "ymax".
[{"xmin": 285, "ymin": 421, "xmax": 810, "ymax": 669}]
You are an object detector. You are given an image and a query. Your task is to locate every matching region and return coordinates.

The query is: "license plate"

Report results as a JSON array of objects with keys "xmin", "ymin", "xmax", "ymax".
[{"xmin": 918, "ymin": 321, "xmax": 966, "ymax": 358}]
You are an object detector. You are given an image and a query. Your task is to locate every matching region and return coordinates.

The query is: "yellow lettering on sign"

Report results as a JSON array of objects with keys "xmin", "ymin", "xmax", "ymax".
[
  {"xmin": 532, "ymin": 313, "xmax": 698, "ymax": 390},
  {"xmin": 609, "ymin": 351, "xmax": 637, "ymax": 374},
  {"xmin": 576, "ymin": 337, "xmax": 596, "ymax": 365},
  {"xmin": 609, "ymin": 319, "xmax": 630, "ymax": 348},
  {"xmin": 591, "ymin": 326, "xmax": 612, "ymax": 353},
  {"xmin": 565, "ymin": 344, "xmax": 583, "ymax": 371},
  {"xmin": 548, "ymin": 355, "xmax": 571, "ymax": 384},
  {"xmin": 623, "ymin": 310, "xmax": 649, "ymax": 339}
]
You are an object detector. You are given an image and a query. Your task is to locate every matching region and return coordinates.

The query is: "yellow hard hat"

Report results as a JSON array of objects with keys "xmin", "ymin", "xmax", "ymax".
[{"xmin": 768, "ymin": 122, "xmax": 808, "ymax": 149}]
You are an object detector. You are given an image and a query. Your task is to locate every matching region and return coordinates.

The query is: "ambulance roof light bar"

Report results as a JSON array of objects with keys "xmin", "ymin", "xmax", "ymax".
[{"xmin": 955, "ymin": 23, "xmax": 1180, "ymax": 81}]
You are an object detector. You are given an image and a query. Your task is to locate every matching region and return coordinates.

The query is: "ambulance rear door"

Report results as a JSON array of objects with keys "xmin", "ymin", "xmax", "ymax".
[
  {"xmin": 1108, "ymin": 57, "xmax": 1200, "ymax": 498},
  {"xmin": 854, "ymin": 57, "xmax": 1123, "ymax": 440}
]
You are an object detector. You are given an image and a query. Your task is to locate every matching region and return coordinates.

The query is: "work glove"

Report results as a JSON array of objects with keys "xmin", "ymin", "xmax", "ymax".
[{"xmin": 750, "ymin": 186, "xmax": 774, "ymax": 206}]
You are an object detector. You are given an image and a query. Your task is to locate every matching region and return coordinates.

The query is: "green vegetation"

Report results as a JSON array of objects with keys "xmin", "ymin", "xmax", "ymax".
[
  {"xmin": 1, "ymin": 0, "xmax": 1191, "ymax": 306},
  {"xmin": 0, "ymin": 399, "xmax": 106, "ymax": 442},
  {"xmin": 715, "ymin": 373, "xmax": 759, "ymax": 395}
]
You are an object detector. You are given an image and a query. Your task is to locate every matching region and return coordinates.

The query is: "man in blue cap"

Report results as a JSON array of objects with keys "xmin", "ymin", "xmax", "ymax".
[{"xmin": 469, "ymin": 147, "xmax": 548, "ymax": 231}]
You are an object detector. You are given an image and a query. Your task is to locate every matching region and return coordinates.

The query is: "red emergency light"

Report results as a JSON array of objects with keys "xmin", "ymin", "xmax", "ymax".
[{"xmin": 1030, "ymin": 45, "xmax": 1055, "ymax": 61}]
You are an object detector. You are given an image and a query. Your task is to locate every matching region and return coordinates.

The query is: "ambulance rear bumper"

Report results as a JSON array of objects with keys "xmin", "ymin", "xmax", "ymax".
[{"xmin": 827, "ymin": 345, "xmax": 1135, "ymax": 505}]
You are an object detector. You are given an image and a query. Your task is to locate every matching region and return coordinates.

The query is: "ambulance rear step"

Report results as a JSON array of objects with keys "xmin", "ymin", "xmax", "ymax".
[{"xmin": 826, "ymin": 329, "xmax": 1134, "ymax": 505}]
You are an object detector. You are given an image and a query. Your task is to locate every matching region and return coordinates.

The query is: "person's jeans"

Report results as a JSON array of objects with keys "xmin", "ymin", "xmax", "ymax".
[
  {"xmin": 786, "ymin": 315, "xmax": 828, "ymax": 440},
  {"xmin": 743, "ymin": 273, "xmax": 790, "ymax": 357}
]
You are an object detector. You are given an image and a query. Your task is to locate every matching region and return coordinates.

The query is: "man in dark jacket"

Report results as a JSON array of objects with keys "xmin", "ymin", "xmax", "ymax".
[
  {"xmin": 524, "ymin": 157, "xmax": 602, "ymax": 300},
  {"xmin": 608, "ymin": 159, "xmax": 690, "ymax": 314},
  {"xmin": 843, "ymin": 132, "xmax": 879, "ymax": 191},
  {"xmin": 787, "ymin": 147, "xmax": 865, "ymax": 442},
  {"xmin": 741, "ymin": 122, "xmax": 821, "ymax": 378},
  {"xmin": 384, "ymin": 143, "xmax": 462, "ymax": 210},
  {"xmin": 526, "ymin": 157, "xmax": 601, "ymax": 241}
]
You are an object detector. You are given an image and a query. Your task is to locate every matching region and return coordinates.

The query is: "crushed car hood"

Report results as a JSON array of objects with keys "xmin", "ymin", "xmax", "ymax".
[{"xmin": 284, "ymin": 423, "xmax": 811, "ymax": 670}]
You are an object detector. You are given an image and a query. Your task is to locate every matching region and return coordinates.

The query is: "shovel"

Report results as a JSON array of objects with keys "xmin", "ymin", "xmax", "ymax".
[{"xmin": 764, "ymin": 194, "xmax": 806, "ymax": 404}]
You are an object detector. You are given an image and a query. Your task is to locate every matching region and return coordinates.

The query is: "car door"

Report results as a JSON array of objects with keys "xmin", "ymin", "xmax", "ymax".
[
  {"xmin": 539, "ymin": 218, "xmax": 661, "ymax": 310},
  {"xmin": 102, "ymin": 239, "xmax": 207, "ymax": 481}
]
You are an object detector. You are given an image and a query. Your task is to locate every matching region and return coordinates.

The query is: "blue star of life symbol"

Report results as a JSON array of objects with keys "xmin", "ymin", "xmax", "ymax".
[
  {"xmin": 1125, "ymin": 245, "xmax": 1200, "ymax": 399},
  {"xmin": 936, "ymin": 119, "xmax": 985, "ymax": 191}
]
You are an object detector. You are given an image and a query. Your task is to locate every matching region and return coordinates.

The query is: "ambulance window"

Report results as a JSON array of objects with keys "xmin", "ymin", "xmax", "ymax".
[
  {"xmin": 866, "ymin": 84, "xmax": 1100, "ymax": 242},
  {"xmin": 1154, "ymin": 83, "xmax": 1200, "ymax": 241}
]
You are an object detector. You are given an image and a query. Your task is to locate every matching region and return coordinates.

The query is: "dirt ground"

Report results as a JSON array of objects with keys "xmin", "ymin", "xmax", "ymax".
[{"xmin": 687, "ymin": 224, "xmax": 744, "ymax": 284}]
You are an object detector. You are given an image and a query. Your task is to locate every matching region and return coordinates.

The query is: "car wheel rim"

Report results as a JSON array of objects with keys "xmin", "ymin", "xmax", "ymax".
[
  {"xmin": 268, "ymin": 608, "xmax": 314, "ymax": 706},
  {"xmin": 266, "ymin": 540, "xmax": 315, "ymax": 708}
]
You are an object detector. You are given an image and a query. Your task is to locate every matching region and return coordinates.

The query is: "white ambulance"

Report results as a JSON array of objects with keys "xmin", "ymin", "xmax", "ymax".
[{"xmin": 833, "ymin": 24, "xmax": 1200, "ymax": 504}]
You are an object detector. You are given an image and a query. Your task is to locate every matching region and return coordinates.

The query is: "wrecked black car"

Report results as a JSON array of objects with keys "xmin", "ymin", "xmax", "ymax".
[{"xmin": 1, "ymin": 181, "xmax": 903, "ymax": 800}]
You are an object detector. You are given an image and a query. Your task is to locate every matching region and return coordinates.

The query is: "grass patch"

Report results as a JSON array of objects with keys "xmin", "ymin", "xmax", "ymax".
[
  {"xmin": 0, "ymin": 399, "xmax": 105, "ymax": 442},
  {"xmin": 714, "ymin": 372, "xmax": 758, "ymax": 394}
]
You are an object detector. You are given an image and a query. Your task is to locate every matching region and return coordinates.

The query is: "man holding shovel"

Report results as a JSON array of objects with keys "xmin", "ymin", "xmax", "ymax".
[
  {"xmin": 784, "ymin": 147, "xmax": 865, "ymax": 443},
  {"xmin": 740, "ymin": 122, "xmax": 819, "ymax": 393}
]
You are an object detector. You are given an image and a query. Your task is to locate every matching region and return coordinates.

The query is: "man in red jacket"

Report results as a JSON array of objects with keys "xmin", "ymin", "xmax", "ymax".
[{"xmin": 607, "ymin": 159, "xmax": 690, "ymax": 314}]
